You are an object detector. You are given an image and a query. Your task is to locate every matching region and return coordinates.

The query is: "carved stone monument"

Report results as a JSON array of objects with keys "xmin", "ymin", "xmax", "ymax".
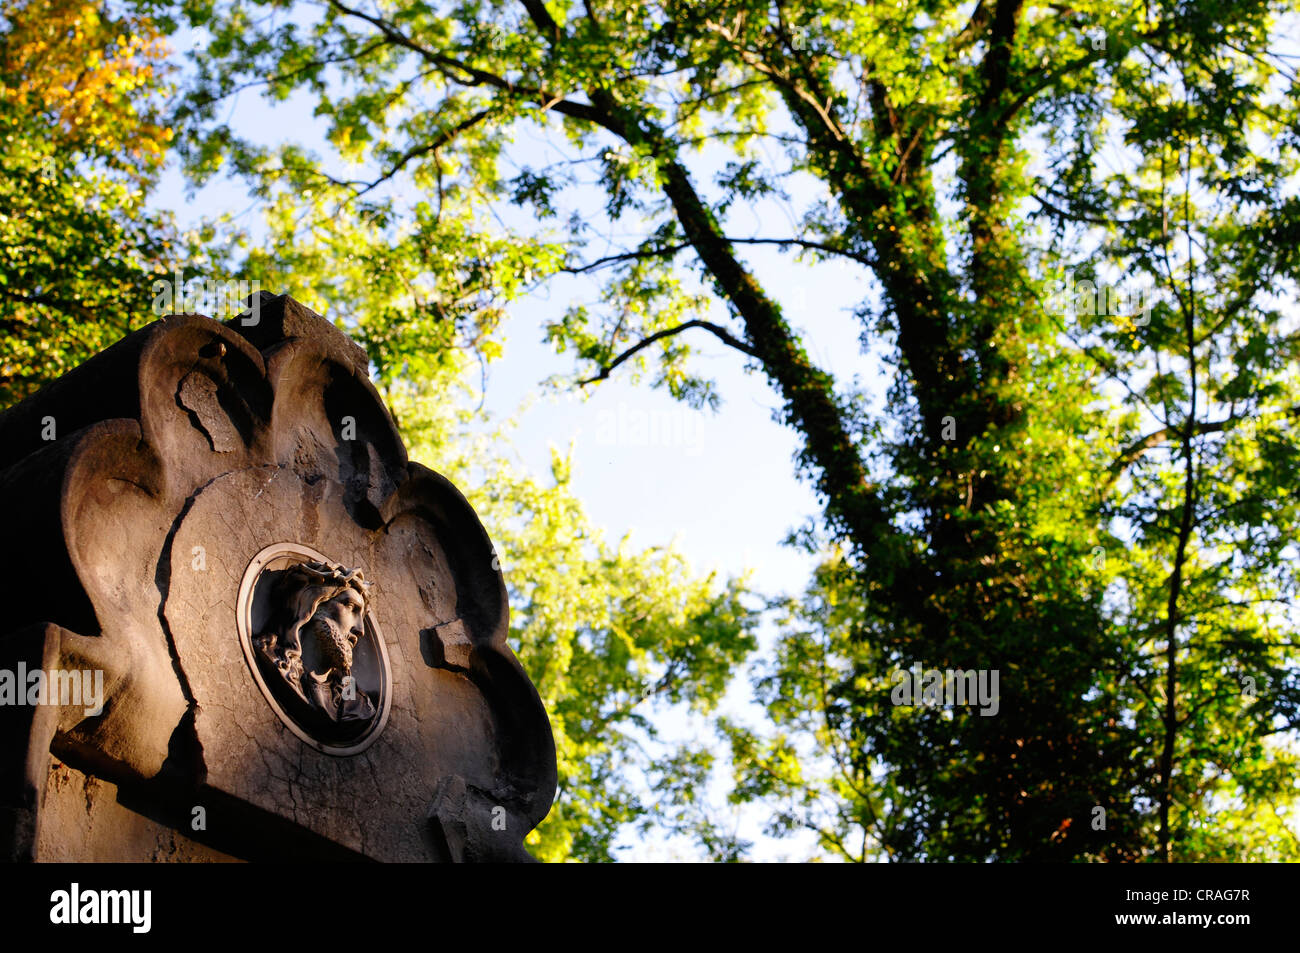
[{"xmin": 0, "ymin": 293, "xmax": 556, "ymax": 861}]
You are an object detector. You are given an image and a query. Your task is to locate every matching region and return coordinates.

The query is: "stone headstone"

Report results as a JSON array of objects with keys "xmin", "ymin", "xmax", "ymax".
[{"xmin": 0, "ymin": 293, "xmax": 556, "ymax": 861}]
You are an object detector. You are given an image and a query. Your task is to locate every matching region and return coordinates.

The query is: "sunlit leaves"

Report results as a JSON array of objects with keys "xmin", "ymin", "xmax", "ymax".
[{"xmin": 0, "ymin": 0, "xmax": 179, "ymax": 405}]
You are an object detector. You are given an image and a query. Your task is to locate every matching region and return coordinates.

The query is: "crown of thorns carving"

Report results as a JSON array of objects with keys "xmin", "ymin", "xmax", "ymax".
[{"xmin": 283, "ymin": 559, "xmax": 372, "ymax": 607}]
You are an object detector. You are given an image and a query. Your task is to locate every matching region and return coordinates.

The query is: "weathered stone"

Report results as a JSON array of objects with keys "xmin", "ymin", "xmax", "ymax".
[
  {"xmin": 0, "ymin": 293, "xmax": 556, "ymax": 861},
  {"xmin": 427, "ymin": 619, "xmax": 475, "ymax": 672}
]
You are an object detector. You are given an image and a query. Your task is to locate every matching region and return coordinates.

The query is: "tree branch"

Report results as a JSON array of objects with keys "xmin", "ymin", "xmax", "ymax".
[
  {"xmin": 577, "ymin": 319, "xmax": 759, "ymax": 385},
  {"xmin": 327, "ymin": 0, "xmax": 612, "ymax": 129},
  {"xmin": 1106, "ymin": 405, "xmax": 1300, "ymax": 485},
  {"xmin": 561, "ymin": 236, "xmax": 874, "ymax": 274}
]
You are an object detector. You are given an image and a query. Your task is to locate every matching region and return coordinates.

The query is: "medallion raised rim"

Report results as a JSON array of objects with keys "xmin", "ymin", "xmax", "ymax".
[{"xmin": 235, "ymin": 541, "xmax": 393, "ymax": 756}]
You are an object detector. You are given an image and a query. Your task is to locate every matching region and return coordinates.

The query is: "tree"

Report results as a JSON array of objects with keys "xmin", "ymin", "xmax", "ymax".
[
  {"xmin": 161, "ymin": 0, "xmax": 1300, "ymax": 860},
  {"xmin": 0, "ymin": 0, "xmax": 179, "ymax": 405}
]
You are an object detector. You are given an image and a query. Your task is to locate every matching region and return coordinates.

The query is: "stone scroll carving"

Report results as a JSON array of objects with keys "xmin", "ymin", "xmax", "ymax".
[{"xmin": 0, "ymin": 293, "xmax": 556, "ymax": 862}]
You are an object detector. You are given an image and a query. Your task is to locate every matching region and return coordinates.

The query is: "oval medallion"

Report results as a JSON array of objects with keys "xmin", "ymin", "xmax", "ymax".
[{"xmin": 236, "ymin": 542, "xmax": 392, "ymax": 755}]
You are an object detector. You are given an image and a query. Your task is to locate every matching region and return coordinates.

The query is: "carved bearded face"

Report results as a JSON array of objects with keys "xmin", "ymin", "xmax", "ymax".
[
  {"xmin": 302, "ymin": 586, "xmax": 366, "ymax": 677},
  {"xmin": 252, "ymin": 559, "xmax": 377, "ymax": 729}
]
